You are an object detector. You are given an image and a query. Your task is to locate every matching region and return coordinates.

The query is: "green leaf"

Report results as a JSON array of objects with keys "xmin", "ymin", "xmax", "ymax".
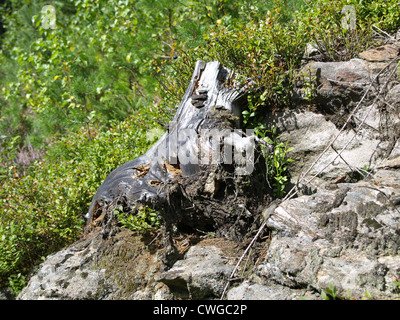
[{"xmin": 264, "ymin": 137, "xmax": 274, "ymax": 145}]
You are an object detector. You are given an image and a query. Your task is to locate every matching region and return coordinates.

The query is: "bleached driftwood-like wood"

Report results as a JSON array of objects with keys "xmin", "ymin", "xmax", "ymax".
[{"xmin": 86, "ymin": 61, "xmax": 270, "ymax": 240}]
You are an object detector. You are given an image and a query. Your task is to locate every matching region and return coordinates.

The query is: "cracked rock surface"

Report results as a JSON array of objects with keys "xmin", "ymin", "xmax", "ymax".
[{"xmin": 257, "ymin": 167, "xmax": 400, "ymax": 299}]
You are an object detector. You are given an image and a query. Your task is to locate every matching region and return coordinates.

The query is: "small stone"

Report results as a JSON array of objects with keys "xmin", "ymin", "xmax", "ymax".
[
  {"xmin": 303, "ymin": 42, "xmax": 319, "ymax": 59},
  {"xmin": 359, "ymin": 44, "xmax": 399, "ymax": 62}
]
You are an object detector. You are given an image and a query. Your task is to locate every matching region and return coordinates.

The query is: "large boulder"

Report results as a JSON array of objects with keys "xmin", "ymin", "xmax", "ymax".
[
  {"xmin": 265, "ymin": 49, "xmax": 400, "ymax": 192},
  {"xmin": 157, "ymin": 242, "xmax": 237, "ymax": 299},
  {"xmin": 226, "ymin": 280, "xmax": 318, "ymax": 300},
  {"xmin": 263, "ymin": 108, "xmax": 387, "ymax": 191},
  {"xmin": 359, "ymin": 44, "xmax": 400, "ymax": 62},
  {"xmin": 18, "ymin": 231, "xmax": 243, "ymax": 300},
  {"xmin": 257, "ymin": 166, "xmax": 400, "ymax": 299},
  {"xmin": 17, "ymin": 229, "xmax": 166, "ymax": 300}
]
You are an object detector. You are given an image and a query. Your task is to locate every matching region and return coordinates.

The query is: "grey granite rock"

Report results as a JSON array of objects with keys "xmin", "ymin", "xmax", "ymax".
[{"xmin": 259, "ymin": 167, "xmax": 400, "ymax": 299}]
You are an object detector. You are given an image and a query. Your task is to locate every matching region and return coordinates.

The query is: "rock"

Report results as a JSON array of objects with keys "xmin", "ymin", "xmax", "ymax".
[
  {"xmin": 17, "ymin": 231, "xmax": 242, "ymax": 300},
  {"xmin": 132, "ymin": 288, "xmax": 153, "ymax": 300},
  {"xmin": 396, "ymin": 28, "xmax": 400, "ymax": 40},
  {"xmin": 226, "ymin": 280, "xmax": 318, "ymax": 300},
  {"xmin": 0, "ymin": 288, "xmax": 14, "ymax": 300},
  {"xmin": 16, "ymin": 48, "xmax": 400, "ymax": 301},
  {"xmin": 387, "ymin": 84, "xmax": 400, "ymax": 112},
  {"xmin": 359, "ymin": 44, "xmax": 400, "ymax": 62},
  {"xmin": 18, "ymin": 229, "xmax": 165, "ymax": 300},
  {"xmin": 298, "ymin": 55, "xmax": 396, "ymax": 113},
  {"xmin": 153, "ymin": 282, "xmax": 174, "ymax": 300},
  {"xmin": 377, "ymin": 157, "xmax": 400, "ymax": 170},
  {"xmin": 303, "ymin": 43, "xmax": 319, "ymax": 59},
  {"xmin": 18, "ymin": 233, "xmax": 111, "ymax": 300},
  {"xmin": 203, "ymin": 172, "xmax": 221, "ymax": 196},
  {"xmin": 263, "ymin": 108, "xmax": 391, "ymax": 190},
  {"xmin": 299, "ymin": 59, "xmax": 373, "ymax": 113},
  {"xmin": 258, "ymin": 168, "xmax": 400, "ymax": 299},
  {"xmin": 157, "ymin": 244, "xmax": 235, "ymax": 299},
  {"xmin": 266, "ymin": 47, "xmax": 399, "ymax": 190}
]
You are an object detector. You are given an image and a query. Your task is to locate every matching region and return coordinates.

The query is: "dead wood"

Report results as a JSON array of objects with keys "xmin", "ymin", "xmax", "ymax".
[{"xmin": 85, "ymin": 61, "xmax": 271, "ymax": 241}]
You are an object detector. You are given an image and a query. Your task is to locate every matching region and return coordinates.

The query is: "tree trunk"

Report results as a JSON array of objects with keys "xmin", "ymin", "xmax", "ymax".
[{"xmin": 85, "ymin": 61, "xmax": 271, "ymax": 241}]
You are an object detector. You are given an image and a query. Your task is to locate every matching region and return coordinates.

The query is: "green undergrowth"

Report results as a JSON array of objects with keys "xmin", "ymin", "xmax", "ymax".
[
  {"xmin": 163, "ymin": 0, "xmax": 400, "ymax": 111},
  {"xmin": 115, "ymin": 205, "xmax": 161, "ymax": 233},
  {"xmin": 0, "ymin": 112, "xmax": 160, "ymax": 292}
]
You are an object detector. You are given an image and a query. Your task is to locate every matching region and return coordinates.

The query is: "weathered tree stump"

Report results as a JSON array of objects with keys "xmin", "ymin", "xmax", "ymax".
[{"xmin": 86, "ymin": 61, "xmax": 271, "ymax": 241}]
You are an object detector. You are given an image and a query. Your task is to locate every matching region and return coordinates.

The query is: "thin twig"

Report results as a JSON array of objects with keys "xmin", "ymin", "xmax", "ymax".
[
  {"xmin": 288, "ymin": 61, "xmax": 399, "ymax": 199},
  {"xmin": 326, "ymin": 78, "xmax": 369, "ymax": 86},
  {"xmin": 220, "ymin": 221, "xmax": 267, "ymax": 300},
  {"xmin": 284, "ymin": 58, "xmax": 398, "ymax": 201},
  {"xmin": 372, "ymin": 24, "xmax": 396, "ymax": 40},
  {"xmin": 241, "ymin": 247, "xmax": 252, "ymax": 278},
  {"xmin": 148, "ymin": 232, "xmax": 160, "ymax": 246},
  {"xmin": 330, "ymin": 145, "xmax": 365, "ymax": 178}
]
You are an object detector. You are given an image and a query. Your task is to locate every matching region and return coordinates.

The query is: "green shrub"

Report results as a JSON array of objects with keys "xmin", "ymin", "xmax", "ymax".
[
  {"xmin": 0, "ymin": 0, "xmax": 191, "ymax": 146},
  {"xmin": 258, "ymin": 127, "xmax": 294, "ymax": 198},
  {"xmin": 300, "ymin": 0, "xmax": 400, "ymax": 61},
  {"xmin": 0, "ymin": 113, "xmax": 161, "ymax": 291},
  {"xmin": 163, "ymin": 0, "xmax": 400, "ymax": 111},
  {"xmin": 115, "ymin": 205, "xmax": 161, "ymax": 233},
  {"xmin": 163, "ymin": 3, "xmax": 309, "ymax": 113},
  {"xmin": 356, "ymin": 0, "xmax": 400, "ymax": 32}
]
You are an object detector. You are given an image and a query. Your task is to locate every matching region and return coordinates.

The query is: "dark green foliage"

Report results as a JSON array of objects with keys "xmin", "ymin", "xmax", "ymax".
[
  {"xmin": 115, "ymin": 205, "xmax": 161, "ymax": 233},
  {"xmin": 0, "ymin": 112, "xmax": 158, "ymax": 292}
]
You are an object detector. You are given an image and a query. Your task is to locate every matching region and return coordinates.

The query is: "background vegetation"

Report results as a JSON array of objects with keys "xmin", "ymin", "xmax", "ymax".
[{"xmin": 0, "ymin": 0, "xmax": 399, "ymax": 294}]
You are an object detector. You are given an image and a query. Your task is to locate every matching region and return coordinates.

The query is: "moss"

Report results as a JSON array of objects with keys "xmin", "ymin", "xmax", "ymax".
[
  {"xmin": 362, "ymin": 218, "xmax": 383, "ymax": 230},
  {"xmin": 93, "ymin": 228, "xmax": 166, "ymax": 299}
]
